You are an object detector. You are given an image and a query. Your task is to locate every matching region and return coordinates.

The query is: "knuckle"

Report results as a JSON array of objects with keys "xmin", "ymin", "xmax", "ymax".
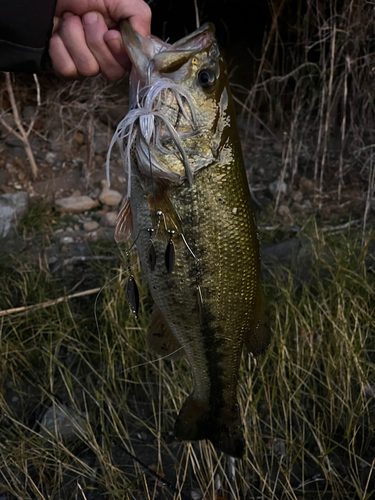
[
  {"xmin": 103, "ymin": 66, "xmax": 126, "ymax": 82},
  {"xmin": 141, "ymin": 3, "xmax": 152, "ymax": 22},
  {"xmin": 78, "ymin": 61, "xmax": 100, "ymax": 78}
]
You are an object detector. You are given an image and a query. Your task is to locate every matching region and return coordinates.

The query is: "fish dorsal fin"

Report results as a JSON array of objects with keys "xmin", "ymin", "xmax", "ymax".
[
  {"xmin": 115, "ymin": 199, "xmax": 133, "ymax": 243},
  {"xmin": 245, "ymin": 282, "xmax": 271, "ymax": 355},
  {"xmin": 147, "ymin": 305, "xmax": 185, "ymax": 360}
]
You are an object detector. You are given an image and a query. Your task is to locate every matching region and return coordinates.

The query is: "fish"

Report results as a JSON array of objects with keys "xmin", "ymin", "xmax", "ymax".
[{"xmin": 107, "ymin": 21, "xmax": 270, "ymax": 459}]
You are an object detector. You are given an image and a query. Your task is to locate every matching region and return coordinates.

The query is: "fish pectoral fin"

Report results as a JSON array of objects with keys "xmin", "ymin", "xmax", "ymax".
[
  {"xmin": 115, "ymin": 198, "xmax": 133, "ymax": 243},
  {"xmin": 148, "ymin": 187, "xmax": 183, "ymax": 233},
  {"xmin": 147, "ymin": 305, "xmax": 185, "ymax": 360},
  {"xmin": 174, "ymin": 395, "xmax": 245, "ymax": 458},
  {"xmin": 245, "ymin": 281, "xmax": 271, "ymax": 355}
]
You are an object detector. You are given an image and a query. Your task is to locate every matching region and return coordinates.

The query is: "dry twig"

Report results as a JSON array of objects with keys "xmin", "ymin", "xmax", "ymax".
[
  {"xmin": 0, "ymin": 73, "xmax": 39, "ymax": 178},
  {"xmin": 0, "ymin": 287, "xmax": 101, "ymax": 318}
]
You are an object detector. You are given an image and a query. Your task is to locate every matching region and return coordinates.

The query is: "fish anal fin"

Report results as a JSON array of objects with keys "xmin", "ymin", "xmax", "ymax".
[
  {"xmin": 147, "ymin": 305, "xmax": 185, "ymax": 360},
  {"xmin": 115, "ymin": 199, "xmax": 133, "ymax": 243},
  {"xmin": 245, "ymin": 281, "xmax": 271, "ymax": 355},
  {"xmin": 174, "ymin": 395, "xmax": 245, "ymax": 458}
]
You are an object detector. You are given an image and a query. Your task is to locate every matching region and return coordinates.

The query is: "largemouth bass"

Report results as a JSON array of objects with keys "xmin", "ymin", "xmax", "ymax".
[{"xmin": 107, "ymin": 21, "xmax": 270, "ymax": 458}]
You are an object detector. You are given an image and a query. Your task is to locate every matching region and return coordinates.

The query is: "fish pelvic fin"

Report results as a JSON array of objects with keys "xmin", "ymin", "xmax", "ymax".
[
  {"xmin": 147, "ymin": 305, "xmax": 185, "ymax": 360},
  {"xmin": 174, "ymin": 395, "xmax": 245, "ymax": 458},
  {"xmin": 245, "ymin": 281, "xmax": 271, "ymax": 355}
]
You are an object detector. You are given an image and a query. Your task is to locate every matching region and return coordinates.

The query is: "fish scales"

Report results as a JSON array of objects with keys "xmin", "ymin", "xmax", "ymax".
[{"xmin": 109, "ymin": 21, "xmax": 270, "ymax": 458}]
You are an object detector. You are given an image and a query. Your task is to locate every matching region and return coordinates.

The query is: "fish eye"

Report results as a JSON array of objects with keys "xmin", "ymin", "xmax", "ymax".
[{"xmin": 197, "ymin": 69, "xmax": 216, "ymax": 89}]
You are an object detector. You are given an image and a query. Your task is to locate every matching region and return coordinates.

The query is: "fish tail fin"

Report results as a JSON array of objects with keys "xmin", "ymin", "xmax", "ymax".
[{"xmin": 174, "ymin": 395, "xmax": 245, "ymax": 458}]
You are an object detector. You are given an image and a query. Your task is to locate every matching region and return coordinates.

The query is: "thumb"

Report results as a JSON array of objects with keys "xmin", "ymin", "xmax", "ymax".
[{"xmin": 111, "ymin": 0, "xmax": 152, "ymax": 38}]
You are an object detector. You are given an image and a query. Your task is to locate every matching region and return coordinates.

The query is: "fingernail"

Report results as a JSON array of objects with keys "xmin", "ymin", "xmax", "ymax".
[{"xmin": 83, "ymin": 12, "xmax": 98, "ymax": 25}]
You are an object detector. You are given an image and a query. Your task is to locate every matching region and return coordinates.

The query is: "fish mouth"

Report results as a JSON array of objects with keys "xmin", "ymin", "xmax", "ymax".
[
  {"xmin": 120, "ymin": 20, "xmax": 216, "ymax": 82},
  {"xmin": 106, "ymin": 22, "xmax": 218, "ymax": 195}
]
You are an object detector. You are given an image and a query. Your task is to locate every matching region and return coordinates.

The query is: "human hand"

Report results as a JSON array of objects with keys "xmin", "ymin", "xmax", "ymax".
[{"xmin": 49, "ymin": 0, "xmax": 151, "ymax": 80}]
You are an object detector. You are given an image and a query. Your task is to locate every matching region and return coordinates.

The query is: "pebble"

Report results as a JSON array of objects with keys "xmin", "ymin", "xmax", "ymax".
[
  {"xmin": 0, "ymin": 192, "xmax": 28, "ymax": 238},
  {"xmin": 100, "ymin": 211, "xmax": 117, "ymax": 227},
  {"xmin": 22, "ymin": 105, "xmax": 37, "ymax": 119},
  {"xmin": 45, "ymin": 152, "xmax": 57, "ymax": 165},
  {"xmin": 299, "ymin": 177, "xmax": 315, "ymax": 194},
  {"xmin": 277, "ymin": 204, "xmax": 291, "ymax": 221},
  {"xmin": 302, "ymin": 200, "xmax": 312, "ymax": 211},
  {"xmin": 74, "ymin": 131, "xmax": 85, "ymax": 145},
  {"xmin": 292, "ymin": 190, "xmax": 303, "ymax": 203},
  {"xmin": 60, "ymin": 236, "xmax": 74, "ymax": 245},
  {"xmin": 41, "ymin": 404, "xmax": 86, "ymax": 442},
  {"xmin": 99, "ymin": 188, "xmax": 122, "ymax": 207},
  {"xmin": 269, "ymin": 179, "xmax": 288, "ymax": 198},
  {"xmin": 5, "ymin": 137, "xmax": 23, "ymax": 148},
  {"xmin": 55, "ymin": 196, "xmax": 99, "ymax": 214},
  {"xmin": 84, "ymin": 220, "xmax": 100, "ymax": 231}
]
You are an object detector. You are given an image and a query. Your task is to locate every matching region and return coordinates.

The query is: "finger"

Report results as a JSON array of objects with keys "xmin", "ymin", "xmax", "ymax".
[
  {"xmin": 59, "ymin": 13, "xmax": 100, "ymax": 77},
  {"xmin": 110, "ymin": 0, "xmax": 152, "ymax": 37},
  {"xmin": 104, "ymin": 30, "xmax": 131, "ymax": 72},
  {"xmin": 82, "ymin": 12, "xmax": 126, "ymax": 81},
  {"xmin": 55, "ymin": 0, "xmax": 152, "ymax": 38},
  {"xmin": 49, "ymin": 31, "xmax": 79, "ymax": 79}
]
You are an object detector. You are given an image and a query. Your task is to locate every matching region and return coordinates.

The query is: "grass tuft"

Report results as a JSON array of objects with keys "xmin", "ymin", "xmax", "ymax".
[{"xmin": 0, "ymin": 226, "xmax": 374, "ymax": 499}]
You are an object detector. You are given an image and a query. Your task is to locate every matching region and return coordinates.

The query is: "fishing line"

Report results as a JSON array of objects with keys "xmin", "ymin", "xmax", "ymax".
[
  {"xmin": 119, "ymin": 340, "xmax": 195, "ymax": 375},
  {"xmin": 93, "ymin": 257, "xmax": 195, "ymax": 375},
  {"xmin": 94, "ymin": 271, "xmax": 122, "ymax": 341},
  {"xmin": 113, "ymin": 440, "xmax": 190, "ymax": 500}
]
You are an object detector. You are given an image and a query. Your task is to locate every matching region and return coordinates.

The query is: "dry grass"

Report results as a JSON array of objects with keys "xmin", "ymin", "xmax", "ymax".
[
  {"xmin": 0, "ymin": 222, "xmax": 374, "ymax": 499},
  {"xmin": 233, "ymin": 0, "xmax": 375, "ymax": 213}
]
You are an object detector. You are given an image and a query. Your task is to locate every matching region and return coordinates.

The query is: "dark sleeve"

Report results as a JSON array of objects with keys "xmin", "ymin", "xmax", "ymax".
[{"xmin": 0, "ymin": 0, "xmax": 57, "ymax": 73}]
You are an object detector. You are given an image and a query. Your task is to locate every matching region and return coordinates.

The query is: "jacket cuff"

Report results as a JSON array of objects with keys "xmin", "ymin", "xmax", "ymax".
[{"xmin": 0, "ymin": 39, "xmax": 50, "ymax": 73}]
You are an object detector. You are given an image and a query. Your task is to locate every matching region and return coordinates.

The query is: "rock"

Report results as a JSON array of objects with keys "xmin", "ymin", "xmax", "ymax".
[
  {"xmin": 48, "ymin": 127, "xmax": 63, "ymax": 151},
  {"xmin": 269, "ymin": 179, "xmax": 287, "ymax": 198},
  {"xmin": 83, "ymin": 220, "xmax": 100, "ymax": 231},
  {"xmin": 100, "ymin": 211, "xmax": 117, "ymax": 227},
  {"xmin": 0, "ymin": 192, "xmax": 28, "ymax": 238},
  {"xmin": 93, "ymin": 124, "xmax": 109, "ymax": 154},
  {"xmin": 22, "ymin": 106, "xmax": 37, "ymax": 119},
  {"xmin": 277, "ymin": 204, "xmax": 292, "ymax": 221},
  {"xmin": 292, "ymin": 190, "xmax": 303, "ymax": 203},
  {"xmin": 299, "ymin": 177, "xmax": 315, "ymax": 194},
  {"xmin": 301, "ymin": 200, "xmax": 312, "ymax": 211},
  {"xmin": 5, "ymin": 137, "xmax": 23, "ymax": 148},
  {"xmin": 60, "ymin": 236, "xmax": 74, "ymax": 245},
  {"xmin": 45, "ymin": 152, "xmax": 57, "ymax": 165},
  {"xmin": 99, "ymin": 188, "xmax": 122, "ymax": 207},
  {"xmin": 0, "ymin": 113, "xmax": 15, "ymax": 131},
  {"xmin": 10, "ymin": 146, "xmax": 27, "ymax": 158},
  {"xmin": 40, "ymin": 404, "xmax": 86, "ymax": 442},
  {"xmin": 74, "ymin": 131, "xmax": 85, "ymax": 145},
  {"xmin": 55, "ymin": 196, "xmax": 99, "ymax": 214}
]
